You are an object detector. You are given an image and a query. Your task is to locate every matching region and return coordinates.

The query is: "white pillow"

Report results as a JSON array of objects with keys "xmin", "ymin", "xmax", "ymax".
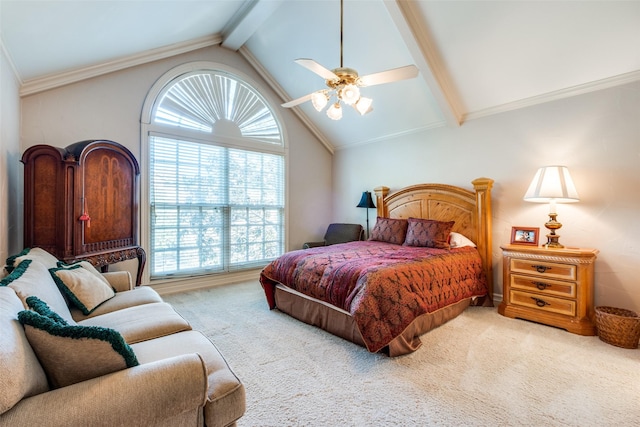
[
  {"xmin": 449, "ymin": 232, "xmax": 476, "ymax": 248},
  {"xmin": 49, "ymin": 265, "xmax": 115, "ymax": 315},
  {"xmin": 6, "ymin": 247, "xmax": 60, "ymax": 271}
]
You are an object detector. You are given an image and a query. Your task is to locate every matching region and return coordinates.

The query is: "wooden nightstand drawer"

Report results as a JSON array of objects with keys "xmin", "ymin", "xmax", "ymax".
[
  {"xmin": 510, "ymin": 274, "xmax": 576, "ymax": 298},
  {"xmin": 499, "ymin": 245, "xmax": 598, "ymax": 335},
  {"xmin": 510, "ymin": 258, "xmax": 576, "ymax": 281},
  {"xmin": 510, "ymin": 290, "xmax": 576, "ymax": 316}
]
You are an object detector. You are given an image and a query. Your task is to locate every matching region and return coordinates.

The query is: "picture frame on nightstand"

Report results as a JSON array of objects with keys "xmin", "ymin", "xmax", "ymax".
[{"xmin": 510, "ymin": 226, "xmax": 539, "ymax": 246}]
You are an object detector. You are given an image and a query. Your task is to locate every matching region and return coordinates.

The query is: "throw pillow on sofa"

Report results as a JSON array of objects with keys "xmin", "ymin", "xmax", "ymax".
[
  {"xmin": 49, "ymin": 264, "xmax": 115, "ymax": 315},
  {"xmin": 1, "ymin": 260, "xmax": 75, "ymax": 324},
  {"xmin": 56, "ymin": 260, "xmax": 112, "ymax": 287},
  {"xmin": 18, "ymin": 296, "xmax": 139, "ymax": 388},
  {"xmin": 5, "ymin": 247, "xmax": 59, "ymax": 273}
]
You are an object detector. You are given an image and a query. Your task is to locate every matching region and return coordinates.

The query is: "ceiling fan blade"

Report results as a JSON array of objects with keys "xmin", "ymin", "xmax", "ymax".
[
  {"xmin": 295, "ymin": 58, "xmax": 339, "ymax": 81},
  {"xmin": 358, "ymin": 65, "xmax": 419, "ymax": 87},
  {"xmin": 281, "ymin": 93, "xmax": 313, "ymax": 108}
]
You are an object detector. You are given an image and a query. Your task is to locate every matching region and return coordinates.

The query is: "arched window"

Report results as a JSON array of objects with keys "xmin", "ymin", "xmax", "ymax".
[{"xmin": 143, "ymin": 65, "xmax": 285, "ymax": 279}]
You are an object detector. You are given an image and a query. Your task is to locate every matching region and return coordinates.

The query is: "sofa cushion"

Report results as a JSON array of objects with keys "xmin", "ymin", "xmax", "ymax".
[
  {"xmin": 1, "ymin": 260, "xmax": 74, "ymax": 324},
  {"xmin": 79, "ymin": 302, "xmax": 192, "ymax": 344},
  {"xmin": 70, "ymin": 286, "xmax": 164, "ymax": 321},
  {"xmin": 5, "ymin": 247, "xmax": 59, "ymax": 272},
  {"xmin": 131, "ymin": 330, "xmax": 246, "ymax": 427},
  {"xmin": 0, "ymin": 288, "xmax": 49, "ymax": 414},
  {"xmin": 18, "ymin": 297, "xmax": 139, "ymax": 389},
  {"xmin": 49, "ymin": 265, "xmax": 115, "ymax": 315}
]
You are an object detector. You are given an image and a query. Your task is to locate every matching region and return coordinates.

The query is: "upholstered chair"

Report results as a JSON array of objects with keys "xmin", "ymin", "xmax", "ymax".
[{"xmin": 302, "ymin": 223, "xmax": 364, "ymax": 249}]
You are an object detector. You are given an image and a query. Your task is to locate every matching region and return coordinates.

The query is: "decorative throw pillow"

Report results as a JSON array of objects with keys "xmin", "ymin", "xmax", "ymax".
[
  {"xmin": 25, "ymin": 295, "xmax": 70, "ymax": 325},
  {"xmin": 49, "ymin": 265, "xmax": 115, "ymax": 315},
  {"xmin": 369, "ymin": 217, "xmax": 408, "ymax": 245},
  {"xmin": 2, "ymin": 259, "xmax": 75, "ymax": 324},
  {"xmin": 18, "ymin": 297, "xmax": 138, "ymax": 389},
  {"xmin": 56, "ymin": 260, "xmax": 111, "ymax": 287},
  {"xmin": 403, "ymin": 218, "xmax": 455, "ymax": 249},
  {"xmin": 5, "ymin": 247, "xmax": 60, "ymax": 273},
  {"xmin": 449, "ymin": 232, "xmax": 476, "ymax": 248}
]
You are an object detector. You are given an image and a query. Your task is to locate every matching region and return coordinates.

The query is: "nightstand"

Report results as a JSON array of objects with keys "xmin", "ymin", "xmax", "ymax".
[{"xmin": 498, "ymin": 244, "xmax": 598, "ymax": 335}]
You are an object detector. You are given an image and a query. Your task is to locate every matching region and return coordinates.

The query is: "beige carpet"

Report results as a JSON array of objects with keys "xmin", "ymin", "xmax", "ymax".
[{"xmin": 163, "ymin": 281, "xmax": 640, "ymax": 427}]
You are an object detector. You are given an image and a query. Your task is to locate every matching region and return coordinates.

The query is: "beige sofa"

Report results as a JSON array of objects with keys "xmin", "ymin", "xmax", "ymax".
[{"xmin": 0, "ymin": 248, "xmax": 245, "ymax": 427}]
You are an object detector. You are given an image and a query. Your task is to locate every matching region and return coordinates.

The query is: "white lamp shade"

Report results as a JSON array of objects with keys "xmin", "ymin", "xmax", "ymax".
[
  {"xmin": 311, "ymin": 91, "xmax": 328, "ymax": 112},
  {"xmin": 354, "ymin": 97, "xmax": 373, "ymax": 115},
  {"xmin": 326, "ymin": 102, "xmax": 342, "ymax": 120},
  {"xmin": 340, "ymin": 84, "xmax": 360, "ymax": 105},
  {"xmin": 524, "ymin": 166, "xmax": 579, "ymax": 203}
]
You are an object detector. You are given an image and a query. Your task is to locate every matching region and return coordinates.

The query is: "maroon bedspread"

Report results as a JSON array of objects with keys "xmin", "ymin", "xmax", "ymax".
[{"xmin": 260, "ymin": 241, "xmax": 488, "ymax": 353}]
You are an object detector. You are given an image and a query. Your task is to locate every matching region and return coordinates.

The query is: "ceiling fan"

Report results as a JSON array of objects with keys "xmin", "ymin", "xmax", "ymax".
[{"xmin": 281, "ymin": 0, "xmax": 419, "ymax": 120}]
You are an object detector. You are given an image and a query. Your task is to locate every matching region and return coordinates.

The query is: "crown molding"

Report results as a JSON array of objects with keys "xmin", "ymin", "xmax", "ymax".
[
  {"xmin": 19, "ymin": 34, "xmax": 222, "ymax": 97},
  {"xmin": 239, "ymin": 46, "xmax": 335, "ymax": 155},
  {"xmin": 0, "ymin": 37, "xmax": 23, "ymax": 86},
  {"xmin": 465, "ymin": 70, "xmax": 640, "ymax": 122}
]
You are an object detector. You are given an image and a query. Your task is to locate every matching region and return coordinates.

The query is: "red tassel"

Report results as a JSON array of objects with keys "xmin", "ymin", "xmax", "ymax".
[
  {"xmin": 79, "ymin": 212, "xmax": 91, "ymax": 227},
  {"xmin": 79, "ymin": 199, "xmax": 91, "ymax": 227}
]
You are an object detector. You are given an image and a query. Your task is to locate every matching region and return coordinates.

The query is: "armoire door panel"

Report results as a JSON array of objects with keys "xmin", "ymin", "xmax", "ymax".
[{"xmin": 22, "ymin": 140, "xmax": 145, "ymax": 285}]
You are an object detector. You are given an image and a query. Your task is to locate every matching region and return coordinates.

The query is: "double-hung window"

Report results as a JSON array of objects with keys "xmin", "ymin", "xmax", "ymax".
[{"xmin": 147, "ymin": 68, "xmax": 285, "ymax": 279}]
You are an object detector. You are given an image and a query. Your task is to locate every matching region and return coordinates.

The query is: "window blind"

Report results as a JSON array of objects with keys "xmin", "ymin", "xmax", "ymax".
[
  {"xmin": 148, "ymin": 69, "xmax": 285, "ymax": 279},
  {"xmin": 150, "ymin": 136, "xmax": 284, "ymax": 277}
]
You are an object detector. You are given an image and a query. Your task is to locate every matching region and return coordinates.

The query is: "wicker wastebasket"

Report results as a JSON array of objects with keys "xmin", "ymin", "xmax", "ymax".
[{"xmin": 595, "ymin": 306, "xmax": 640, "ymax": 349}]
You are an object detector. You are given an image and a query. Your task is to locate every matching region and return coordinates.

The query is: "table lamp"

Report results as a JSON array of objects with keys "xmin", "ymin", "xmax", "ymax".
[{"xmin": 523, "ymin": 166, "xmax": 579, "ymax": 248}]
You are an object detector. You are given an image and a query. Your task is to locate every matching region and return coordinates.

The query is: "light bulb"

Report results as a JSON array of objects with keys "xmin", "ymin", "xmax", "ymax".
[
  {"xmin": 340, "ymin": 84, "xmax": 360, "ymax": 105},
  {"xmin": 326, "ymin": 102, "xmax": 342, "ymax": 120},
  {"xmin": 355, "ymin": 97, "xmax": 373, "ymax": 115},
  {"xmin": 311, "ymin": 91, "xmax": 328, "ymax": 112}
]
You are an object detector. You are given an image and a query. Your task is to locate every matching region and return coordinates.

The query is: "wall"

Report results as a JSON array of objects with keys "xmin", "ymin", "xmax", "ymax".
[
  {"xmin": 334, "ymin": 80, "xmax": 640, "ymax": 311},
  {"xmin": 0, "ymin": 42, "xmax": 22, "ymax": 264},
  {"xmin": 18, "ymin": 45, "xmax": 333, "ymax": 273}
]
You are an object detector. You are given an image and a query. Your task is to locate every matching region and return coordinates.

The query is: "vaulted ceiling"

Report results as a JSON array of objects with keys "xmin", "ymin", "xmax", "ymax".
[{"xmin": 2, "ymin": 0, "xmax": 639, "ymax": 152}]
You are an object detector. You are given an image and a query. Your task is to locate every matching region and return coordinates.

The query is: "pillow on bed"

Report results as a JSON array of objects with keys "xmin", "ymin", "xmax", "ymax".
[
  {"xmin": 369, "ymin": 217, "xmax": 408, "ymax": 245},
  {"xmin": 449, "ymin": 232, "xmax": 476, "ymax": 248},
  {"xmin": 403, "ymin": 218, "xmax": 454, "ymax": 249}
]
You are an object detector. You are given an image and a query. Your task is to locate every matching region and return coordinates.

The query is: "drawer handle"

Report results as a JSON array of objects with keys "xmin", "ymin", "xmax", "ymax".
[
  {"xmin": 531, "ymin": 297, "xmax": 550, "ymax": 307},
  {"xmin": 533, "ymin": 281, "xmax": 551, "ymax": 290},
  {"xmin": 532, "ymin": 264, "xmax": 552, "ymax": 273}
]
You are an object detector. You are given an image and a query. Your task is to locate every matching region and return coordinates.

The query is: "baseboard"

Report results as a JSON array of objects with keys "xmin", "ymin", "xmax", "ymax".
[{"xmin": 150, "ymin": 269, "xmax": 262, "ymax": 296}]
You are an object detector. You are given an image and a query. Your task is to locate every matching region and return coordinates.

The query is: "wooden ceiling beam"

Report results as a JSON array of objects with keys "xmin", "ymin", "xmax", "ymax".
[{"xmin": 385, "ymin": 0, "xmax": 464, "ymax": 126}]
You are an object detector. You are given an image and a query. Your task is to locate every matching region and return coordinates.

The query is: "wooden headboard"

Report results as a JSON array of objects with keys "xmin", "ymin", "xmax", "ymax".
[{"xmin": 374, "ymin": 178, "xmax": 494, "ymax": 301}]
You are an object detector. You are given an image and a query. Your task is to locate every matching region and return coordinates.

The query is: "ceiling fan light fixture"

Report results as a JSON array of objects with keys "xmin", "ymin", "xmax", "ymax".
[
  {"xmin": 311, "ymin": 90, "xmax": 329, "ymax": 111},
  {"xmin": 340, "ymin": 84, "xmax": 360, "ymax": 105},
  {"xmin": 281, "ymin": 0, "xmax": 418, "ymax": 119},
  {"xmin": 355, "ymin": 97, "xmax": 373, "ymax": 115},
  {"xmin": 327, "ymin": 102, "xmax": 343, "ymax": 120}
]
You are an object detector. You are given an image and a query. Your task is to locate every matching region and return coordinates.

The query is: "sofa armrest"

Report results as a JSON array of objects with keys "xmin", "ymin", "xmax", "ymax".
[
  {"xmin": 102, "ymin": 271, "xmax": 133, "ymax": 292},
  {"xmin": 0, "ymin": 353, "xmax": 208, "ymax": 426},
  {"xmin": 302, "ymin": 241, "xmax": 326, "ymax": 249}
]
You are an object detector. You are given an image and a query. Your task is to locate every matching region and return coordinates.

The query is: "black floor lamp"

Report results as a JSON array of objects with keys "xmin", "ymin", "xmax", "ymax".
[{"xmin": 356, "ymin": 191, "xmax": 376, "ymax": 239}]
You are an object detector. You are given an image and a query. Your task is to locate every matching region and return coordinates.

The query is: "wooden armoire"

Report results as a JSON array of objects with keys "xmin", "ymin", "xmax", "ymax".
[{"xmin": 22, "ymin": 140, "xmax": 145, "ymax": 285}]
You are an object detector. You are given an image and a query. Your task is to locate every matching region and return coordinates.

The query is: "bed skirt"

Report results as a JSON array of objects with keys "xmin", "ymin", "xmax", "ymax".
[{"xmin": 273, "ymin": 284, "xmax": 472, "ymax": 357}]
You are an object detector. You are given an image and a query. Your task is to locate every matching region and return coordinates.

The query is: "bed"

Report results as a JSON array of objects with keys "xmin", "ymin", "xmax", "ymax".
[{"xmin": 260, "ymin": 178, "xmax": 494, "ymax": 356}]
